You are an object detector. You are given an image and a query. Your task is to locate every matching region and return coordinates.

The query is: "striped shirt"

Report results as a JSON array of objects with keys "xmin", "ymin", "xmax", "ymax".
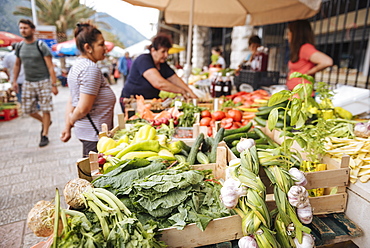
[{"xmin": 68, "ymin": 57, "xmax": 116, "ymax": 141}]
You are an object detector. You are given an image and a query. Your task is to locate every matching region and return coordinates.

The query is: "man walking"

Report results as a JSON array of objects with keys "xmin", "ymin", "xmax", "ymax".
[
  {"xmin": 118, "ymin": 52, "xmax": 132, "ymax": 83},
  {"xmin": 12, "ymin": 19, "xmax": 58, "ymax": 147},
  {"xmin": 3, "ymin": 43, "xmax": 25, "ymax": 103}
]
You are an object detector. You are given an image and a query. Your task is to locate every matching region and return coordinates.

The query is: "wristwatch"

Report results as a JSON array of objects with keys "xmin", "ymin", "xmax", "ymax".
[{"xmin": 52, "ymin": 83, "xmax": 57, "ymax": 87}]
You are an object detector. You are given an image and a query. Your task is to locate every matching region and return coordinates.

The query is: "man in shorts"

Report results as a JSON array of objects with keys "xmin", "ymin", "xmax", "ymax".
[{"xmin": 12, "ymin": 19, "xmax": 58, "ymax": 147}]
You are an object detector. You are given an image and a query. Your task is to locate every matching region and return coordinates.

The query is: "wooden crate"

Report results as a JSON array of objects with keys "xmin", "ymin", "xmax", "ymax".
[
  {"xmin": 76, "ymin": 140, "xmax": 234, "ymax": 182},
  {"xmin": 261, "ymin": 127, "xmax": 350, "ymax": 215},
  {"xmin": 159, "ymin": 142, "xmax": 240, "ymax": 248}
]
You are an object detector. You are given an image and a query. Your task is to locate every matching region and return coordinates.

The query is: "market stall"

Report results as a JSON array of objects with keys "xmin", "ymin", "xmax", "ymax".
[{"xmin": 29, "ymin": 72, "xmax": 367, "ymax": 247}]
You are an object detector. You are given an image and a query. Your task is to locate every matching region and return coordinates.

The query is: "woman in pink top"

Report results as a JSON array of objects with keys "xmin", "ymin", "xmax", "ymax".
[{"xmin": 287, "ymin": 20, "xmax": 333, "ymax": 90}]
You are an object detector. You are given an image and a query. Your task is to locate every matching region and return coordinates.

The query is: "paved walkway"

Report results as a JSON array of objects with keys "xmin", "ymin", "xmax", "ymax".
[{"xmin": 0, "ymin": 79, "xmax": 124, "ymax": 248}]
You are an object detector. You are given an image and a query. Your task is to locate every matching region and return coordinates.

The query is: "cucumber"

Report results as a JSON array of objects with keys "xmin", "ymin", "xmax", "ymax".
[
  {"xmin": 223, "ymin": 133, "xmax": 247, "ymax": 146},
  {"xmin": 255, "ymin": 138, "xmax": 268, "ymax": 144},
  {"xmin": 224, "ymin": 122, "xmax": 253, "ymax": 136},
  {"xmin": 256, "ymin": 144, "xmax": 275, "ymax": 149},
  {"xmin": 231, "ymin": 146, "xmax": 240, "ymax": 157},
  {"xmin": 196, "ymin": 151, "xmax": 210, "ymax": 164},
  {"xmin": 247, "ymin": 131, "xmax": 260, "ymax": 139},
  {"xmin": 178, "ymin": 140, "xmax": 191, "ymax": 153},
  {"xmin": 254, "ymin": 116, "xmax": 267, "ymax": 127},
  {"xmin": 254, "ymin": 127, "xmax": 279, "ymax": 148},
  {"xmin": 187, "ymin": 133, "xmax": 204, "ymax": 165},
  {"xmin": 201, "ymin": 136, "xmax": 214, "ymax": 153},
  {"xmin": 175, "ymin": 154, "xmax": 187, "ymax": 163},
  {"xmin": 209, "ymin": 128, "xmax": 225, "ymax": 163},
  {"xmin": 231, "ymin": 139, "xmax": 240, "ymax": 147}
]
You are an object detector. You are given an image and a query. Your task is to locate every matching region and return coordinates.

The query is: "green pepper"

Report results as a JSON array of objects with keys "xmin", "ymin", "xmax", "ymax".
[
  {"xmin": 116, "ymin": 140, "xmax": 160, "ymax": 159},
  {"xmin": 167, "ymin": 140, "xmax": 184, "ymax": 154},
  {"xmin": 132, "ymin": 125, "xmax": 157, "ymax": 143}
]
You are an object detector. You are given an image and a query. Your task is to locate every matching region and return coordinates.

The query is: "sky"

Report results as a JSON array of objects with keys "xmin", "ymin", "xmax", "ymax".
[{"xmin": 81, "ymin": 0, "xmax": 160, "ymax": 39}]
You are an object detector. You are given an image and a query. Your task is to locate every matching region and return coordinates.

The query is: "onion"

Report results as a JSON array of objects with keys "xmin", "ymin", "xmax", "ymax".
[
  {"xmin": 63, "ymin": 178, "xmax": 93, "ymax": 209},
  {"xmin": 27, "ymin": 200, "xmax": 55, "ymax": 237},
  {"xmin": 238, "ymin": 235, "xmax": 258, "ymax": 248},
  {"xmin": 293, "ymin": 232, "xmax": 315, "ymax": 248},
  {"xmin": 236, "ymin": 138, "xmax": 256, "ymax": 153},
  {"xmin": 289, "ymin": 168, "xmax": 307, "ymax": 186},
  {"xmin": 297, "ymin": 204, "xmax": 313, "ymax": 224}
]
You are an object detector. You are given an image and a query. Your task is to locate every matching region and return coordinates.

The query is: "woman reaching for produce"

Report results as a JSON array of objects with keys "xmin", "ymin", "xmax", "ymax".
[
  {"xmin": 60, "ymin": 21, "xmax": 116, "ymax": 157},
  {"xmin": 119, "ymin": 33, "xmax": 197, "ymax": 112},
  {"xmin": 286, "ymin": 19, "xmax": 333, "ymax": 90}
]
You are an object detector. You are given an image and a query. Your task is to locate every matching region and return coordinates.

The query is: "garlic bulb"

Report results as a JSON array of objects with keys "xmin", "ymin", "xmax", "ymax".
[
  {"xmin": 297, "ymin": 204, "xmax": 313, "ymax": 224},
  {"xmin": 288, "ymin": 185, "xmax": 309, "ymax": 208},
  {"xmin": 238, "ymin": 235, "xmax": 258, "ymax": 248},
  {"xmin": 220, "ymin": 195, "xmax": 239, "ymax": 209},
  {"xmin": 220, "ymin": 178, "xmax": 245, "ymax": 209},
  {"xmin": 289, "ymin": 167, "xmax": 307, "ymax": 186},
  {"xmin": 236, "ymin": 138, "xmax": 256, "ymax": 153},
  {"xmin": 293, "ymin": 232, "xmax": 315, "ymax": 248},
  {"xmin": 354, "ymin": 122, "xmax": 370, "ymax": 138}
]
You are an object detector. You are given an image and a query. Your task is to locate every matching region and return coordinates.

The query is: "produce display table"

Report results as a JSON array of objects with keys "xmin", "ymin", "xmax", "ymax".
[{"xmin": 345, "ymin": 182, "xmax": 370, "ymax": 247}]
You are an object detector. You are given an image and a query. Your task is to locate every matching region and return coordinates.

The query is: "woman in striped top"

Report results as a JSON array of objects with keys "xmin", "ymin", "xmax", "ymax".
[{"xmin": 60, "ymin": 21, "xmax": 116, "ymax": 157}]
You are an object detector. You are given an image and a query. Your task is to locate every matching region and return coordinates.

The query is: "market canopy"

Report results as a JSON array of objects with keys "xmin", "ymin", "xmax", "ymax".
[
  {"xmin": 52, "ymin": 39, "xmax": 115, "ymax": 56},
  {"xmin": 122, "ymin": 0, "xmax": 322, "ymax": 27},
  {"xmin": 0, "ymin": 31, "xmax": 23, "ymax": 47}
]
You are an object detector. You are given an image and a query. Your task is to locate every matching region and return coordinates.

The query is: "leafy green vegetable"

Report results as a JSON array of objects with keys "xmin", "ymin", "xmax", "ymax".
[
  {"xmin": 176, "ymin": 102, "xmax": 205, "ymax": 127},
  {"xmin": 92, "ymin": 159, "xmax": 167, "ymax": 195},
  {"xmin": 127, "ymin": 169, "xmax": 234, "ymax": 231}
]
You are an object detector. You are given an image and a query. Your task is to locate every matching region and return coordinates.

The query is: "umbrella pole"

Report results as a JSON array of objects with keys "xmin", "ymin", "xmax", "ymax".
[{"xmin": 184, "ymin": 0, "xmax": 195, "ymax": 84}]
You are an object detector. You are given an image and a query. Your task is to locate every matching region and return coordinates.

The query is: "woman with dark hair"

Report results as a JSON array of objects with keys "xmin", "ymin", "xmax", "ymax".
[
  {"xmin": 287, "ymin": 19, "xmax": 333, "ymax": 90},
  {"xmin": 120, "ymin": 33, "xmax": 196, "ymax": 109},
  {"xmin": 60, "ymin": 21, "xmax": 116, "ymax": 157},
  {"xmin": 210, "ymin": 46, "xmax": 226, "ymax": 68}
]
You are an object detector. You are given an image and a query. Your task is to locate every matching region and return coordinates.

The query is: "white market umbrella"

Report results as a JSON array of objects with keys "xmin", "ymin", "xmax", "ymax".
[{"xmin": 122, "ymin": 0, "xmax": 322, "ymax": 80}]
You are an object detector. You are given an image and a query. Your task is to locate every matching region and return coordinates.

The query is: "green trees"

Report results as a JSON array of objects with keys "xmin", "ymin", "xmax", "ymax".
[{"xmin": 13, "ymin": 0, "xmax": 96, "ymax": 43}]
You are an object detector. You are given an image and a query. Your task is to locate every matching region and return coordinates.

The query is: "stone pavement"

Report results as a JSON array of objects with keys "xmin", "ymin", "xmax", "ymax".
[{"xmin": 0, "ymin": 80, "xmax": 124, "ymax": 248}]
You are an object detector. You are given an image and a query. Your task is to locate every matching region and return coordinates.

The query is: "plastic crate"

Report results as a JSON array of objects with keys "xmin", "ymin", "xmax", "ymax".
[
  {"xmin": 0, "ymin": 108, "xmax": 18, "ymax": 121},
  {"xmin": 234, "ymin": 70, "xmax": 280, "ymax": 91}
]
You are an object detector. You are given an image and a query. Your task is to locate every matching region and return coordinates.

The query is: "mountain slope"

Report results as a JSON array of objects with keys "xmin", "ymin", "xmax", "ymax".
[
  {"xmin": 95, "ymin": 12, "xmax": 146, "ymax": 47},
  {"xmin": 0, "ymin": 0, "xmax": 146, "ymax": 48}
]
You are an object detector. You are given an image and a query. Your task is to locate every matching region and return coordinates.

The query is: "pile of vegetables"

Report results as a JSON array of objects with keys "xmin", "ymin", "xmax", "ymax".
[
  {"xmin": 27, "ymin": 178, "xmax": 166, "ymax": 247},
  {"xmin": 219, "ymin": 140, "xmax": 314, "ymax": 247},
  {"xmin": 91, "ymin": 158, "xmax": 234, "ymax": 230}
]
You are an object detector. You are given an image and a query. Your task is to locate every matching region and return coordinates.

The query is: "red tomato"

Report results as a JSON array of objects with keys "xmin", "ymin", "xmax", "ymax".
[
  {"xmin": 201, "ymin": 110, "xmax": 211, "ymax": 118},
  {"xmin": 224, "ymin": 122, "xmax": 233, "ymax": 129},
  {"xmin": 233, "ymin": 122, "xmax": 242, "ymax": 128},
  {"xmin": 211, "ymin": 111, "xmax": 226, "ymax": 121},
  {"xmin": 200, "ymin": 117, "xmax": 212, "ymax": 126},
  {"xmin": 207, "ymin": 126, "xmax": 213, "ymax": 137},
  {"xmin": 242, "ymin": 119, "xmax": 250, "ymax": 126},
  {"xmin": 227, "ymin": 110, "xmax": 243, "ymax": 122}
]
